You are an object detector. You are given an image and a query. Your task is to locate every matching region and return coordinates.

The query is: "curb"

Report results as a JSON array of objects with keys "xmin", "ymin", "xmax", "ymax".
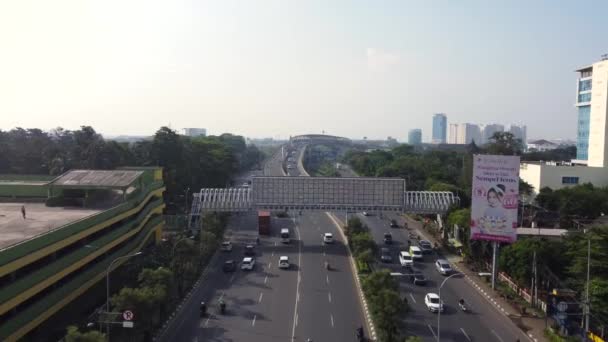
[
  {"xmin": 326, "ymin": 212, "xmax": 377, "ymax": 341},
  {"xmin": 153, "ymin": 248, "xmax": 222, "ymax": 341}
]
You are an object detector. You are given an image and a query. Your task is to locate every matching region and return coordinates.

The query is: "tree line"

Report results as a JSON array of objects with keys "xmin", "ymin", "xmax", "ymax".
[{"xmin": 0, "ymin": 126, "xmax": 264, "ymax": 213}]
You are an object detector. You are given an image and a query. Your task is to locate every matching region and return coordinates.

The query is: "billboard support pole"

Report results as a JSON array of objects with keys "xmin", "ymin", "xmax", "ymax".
[{"xmin": 491, "ymin": 241, "xmax": 498, "ymax": 290}]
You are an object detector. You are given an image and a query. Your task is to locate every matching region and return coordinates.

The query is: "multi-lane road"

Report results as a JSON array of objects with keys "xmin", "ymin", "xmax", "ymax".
[{"xmin": 162, "ymin": 146, "xmax": 367, "ymax": 342}]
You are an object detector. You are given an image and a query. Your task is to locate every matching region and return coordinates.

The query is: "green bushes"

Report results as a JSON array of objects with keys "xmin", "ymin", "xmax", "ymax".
[
  {"xmin": 346, "ymin": 217, "xmax": 376, "ymax": 273},
  {"xmin": 361, "ymin": 270, "xmax": 406, "ymax": 342}
]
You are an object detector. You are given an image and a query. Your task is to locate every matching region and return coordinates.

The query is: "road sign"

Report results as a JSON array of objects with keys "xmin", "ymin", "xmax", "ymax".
[
  {"xmin": 122, "ymin": 321, "xmax": 134, "ymax": 328},
  {"xmin": 122, "ymin": 310, "xmax": 134, "ymax": 321},
  {"xmin": 557, "ymin": 301, "xmax": 568, "ymax": 312}
]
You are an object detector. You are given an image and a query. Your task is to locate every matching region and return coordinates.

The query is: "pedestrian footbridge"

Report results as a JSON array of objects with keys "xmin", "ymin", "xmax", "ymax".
[{"xmin": 189, "ymin": 177, "xmax": 458, "ymax": 229}]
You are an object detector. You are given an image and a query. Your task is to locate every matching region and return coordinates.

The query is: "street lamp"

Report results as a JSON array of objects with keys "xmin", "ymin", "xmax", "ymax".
[
  {"xmin": 171, "ymin": 236, "xmax": 194, "ymax": 258},
  {"xmin": 437, "ymin": 272, "xmax": 462, "ymax": 342},
  {"xmin": 105, "ymin": 251, "xmax": 142, "ymax": 339}
]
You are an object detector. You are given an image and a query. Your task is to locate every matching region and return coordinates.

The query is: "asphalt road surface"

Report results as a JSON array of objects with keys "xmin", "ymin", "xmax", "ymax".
[
  {"xmin": 163, "ymin": 145, "xmax": 367, "ymax": 342},
  {"xmin": 358, "ymin": 212, "xmax": 531, "ymax": 342}
]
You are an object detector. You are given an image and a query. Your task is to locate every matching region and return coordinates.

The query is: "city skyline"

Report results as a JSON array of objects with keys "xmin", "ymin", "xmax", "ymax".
[{"xmin": 2, "ymin": 1, "xmax": 607, "ymax": 140}]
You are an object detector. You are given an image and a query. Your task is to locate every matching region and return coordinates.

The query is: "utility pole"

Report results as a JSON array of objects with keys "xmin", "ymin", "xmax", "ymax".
[
  {"xmin": 531, "ymin": 251, "xmax": 537, "ymax": 306},
  {"xmin": 491, "ymin": 241, "xmax": 499, "ymax": 290},
  {"xmin": 584, "ymin": 237, "xmax": 591, "ymax": 341}
]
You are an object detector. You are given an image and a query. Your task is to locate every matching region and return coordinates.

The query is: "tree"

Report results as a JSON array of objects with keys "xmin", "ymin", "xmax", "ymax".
[
  {"xmin": 350, "ymin": 232, "xmax": 378, "ymax": 257},
  {"xmin": 64, "ymin": 325, "xmax": 105, "ymax": 342},
  {"xmin": 404, "ymin": 337, "xmax": 423, "ymax": 342},
  {"xmin": 484, "ymin": 132, "xmax": 523, "ymax": 155}
]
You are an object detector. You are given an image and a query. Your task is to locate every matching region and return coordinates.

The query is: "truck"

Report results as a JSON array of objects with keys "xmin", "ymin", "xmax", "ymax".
[{"xmin": 258, "ymin": 211, "xmax": 271, "ymax": 235}]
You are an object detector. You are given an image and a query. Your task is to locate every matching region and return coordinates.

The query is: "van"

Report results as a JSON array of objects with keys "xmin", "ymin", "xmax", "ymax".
[
  {"xmin": 399, "ymin": 251, "xmax": 414, "ymax": 268},
  {"xmin": 280, "ymin": 228, "xmax": 290, "ymax": 243},
  {"xmin": 409, "ymin": 246, "xmax": 423, "ymax": 260}
]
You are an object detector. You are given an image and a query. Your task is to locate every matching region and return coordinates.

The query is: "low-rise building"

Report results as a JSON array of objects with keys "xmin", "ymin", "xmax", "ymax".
[
  {"xmin": 0, "ymin": 167, "xmax": 165, "ymax": 341},
  {"xmin": 520, "ymin": 161, "xmax": 608, "ymax": 195}
]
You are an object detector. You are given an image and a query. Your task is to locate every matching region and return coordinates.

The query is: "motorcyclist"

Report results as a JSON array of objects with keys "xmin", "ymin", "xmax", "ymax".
[
  {"xmin": 219, "ymin": 299, "xmax": 226, "ymax": 314},
  {"xmin": 325, "ymin": 261, "xmax": 330, "ymax": 270},
  {"xmin": 356, "ymin": 326, "xmax": 364, "ymax": 339},
  {"xmin": 200, "ymin": 301, "xmax": 206, "ymax": 315}
]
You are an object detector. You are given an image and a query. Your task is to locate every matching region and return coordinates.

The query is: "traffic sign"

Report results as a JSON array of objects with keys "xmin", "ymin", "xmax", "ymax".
[
  {"xmin": 123, "ymin": 321, "xmax": 134, "ymax": 328},
  {"xmin": 122, "ymin": 310, "xmax": 134, "ymax": 321}
]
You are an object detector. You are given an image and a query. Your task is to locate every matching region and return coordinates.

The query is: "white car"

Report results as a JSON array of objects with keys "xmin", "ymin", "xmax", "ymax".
[
  {"xmin": 323, "ymin": 233, "xmax": 334, "ymax": 244},
  {"xmin": 279, "ymin": 256, "xmax": 290, "ymax": 269},
  {"xmin": 424, "ymin": 293, "xmax": 444, "ymax": 313},
  {"xmin": 398, "ymin": 251, "xmax": 414, "ymax": 268},
  {"xmin": 362, "ymin": 211, "xmax": 370, "ymax": 216},
  {"xmin": 220, "ymin": 241, "xmax": 233, "ymax": 252},
  {"xmin": 287, "ymin": 165, "xmax": 294, "ymax": 169},
  {"xmin": 435, "ymin": 259, "xmax": 452, "ymax": 275},
  {"xmin": 409, "ymin": 246, "xmax": 423, "ymax": 260},
  {"xmin": 241, "ymin": 257, "xmax": 255, "ymax": 271}
]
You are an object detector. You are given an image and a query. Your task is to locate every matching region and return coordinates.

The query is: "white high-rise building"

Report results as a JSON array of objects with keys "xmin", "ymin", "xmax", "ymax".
[
  {"xmin": 183, "ymin": 128, "xmax": 207, "ymax": 137},
  {"xmin": 509, "ymin": 125, "xmax": 527, "ymax": 147},
  {"xmin": 481, "ymin": 124, "xmax": 504, "ymax": 145},
  {"xmin": 448, "ymin": 124, "xmax": 459, "ymax": 144}
]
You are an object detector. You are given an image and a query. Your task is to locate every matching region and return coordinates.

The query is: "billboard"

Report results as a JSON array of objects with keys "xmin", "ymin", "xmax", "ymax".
[{"xmin": 470, "ymin": 154, "xmax": 520, "ymax": 243}]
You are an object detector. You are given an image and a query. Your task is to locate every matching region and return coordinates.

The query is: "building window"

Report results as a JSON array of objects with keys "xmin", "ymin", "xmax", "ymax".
[
  {"xmin": 578, "ymin": 93, "xmax": 592, "ymax": 103},
  {"xmin": 580, "ymin": 70, "xmax": 593, "ymax": 78},
  {"xmin": 562, "ymin": 177, "xmax": 579, "ymax": 185},
  {"xmin": 579, "ymin": 79, "xmax": 592, "ymax": 91}
]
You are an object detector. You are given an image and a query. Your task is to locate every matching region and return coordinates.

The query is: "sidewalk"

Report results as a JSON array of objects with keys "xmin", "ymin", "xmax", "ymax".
[{"xmin": 402, "ymin": 214, "xmax": 549, "ymax": 342}]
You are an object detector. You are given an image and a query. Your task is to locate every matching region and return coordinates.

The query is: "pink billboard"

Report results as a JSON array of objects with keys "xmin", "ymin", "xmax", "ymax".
[{"xmin": 470, "ymin": 154, "xmax": 520, "ymax": 243}]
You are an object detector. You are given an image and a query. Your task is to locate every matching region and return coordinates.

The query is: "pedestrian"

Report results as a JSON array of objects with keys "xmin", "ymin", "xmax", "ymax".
[{"xmin": 21, "ymin": 205, "xmax": 26, "ymax": 220}]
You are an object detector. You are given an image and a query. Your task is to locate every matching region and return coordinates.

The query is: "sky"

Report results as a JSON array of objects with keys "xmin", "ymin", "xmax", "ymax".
[{"xmin": 1, "ymin": 1, "xmax": 607, "ymax": 141}]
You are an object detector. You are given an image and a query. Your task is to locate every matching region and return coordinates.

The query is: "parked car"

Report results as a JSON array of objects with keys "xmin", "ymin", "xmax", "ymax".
[
  {"xmin": 223, "ymin": 260, "xmax": 236, "ymax": 272},
  {"xmin": 435, "ymin": 259, "xmax": 453, "ymax": 275},
  {"xmin": 362, "ymin": 211, "xmax": 370, "ymax": 216},
  {"xmin": 398, "ymin": 251, "xmax": 414, "ymax": 268},
  {"xmin": 279, "ymin": 256, "xmax": 290, "ymax": 269},
  {"xmin": 323, "ymin": 233, "xmax": 334, "ymax": 244},
  {"xmin": 425, "ymin": 293, "xmax": 444, "ymax": 313},
  {"xmin": 220, "ymin": 241, "xmax": 233, "ymax": 252},
  {"xmin": 390, "ymin": 219, "xmax": 399, "ymax": 228},
  {"xmin": 241, "ymin": 257, "xmax": 255, "ymax": 271},
  {"xmin": 380, "ymin": 248, "xmax": 392, "ymax": 263},
  {"xmin": 419, "ymin": 240, "xmax": 433, "ymax": 253},
  {"xmin": 383, "ymin": 232, "xmax": 393, "ymax": 245},
  {"xmin": 410, "ymin": 271, "xmax": 427, "ymax": 285},
  {"xmin": 244, "ymin": 245, "xmax": 255, "ymax": 256}
]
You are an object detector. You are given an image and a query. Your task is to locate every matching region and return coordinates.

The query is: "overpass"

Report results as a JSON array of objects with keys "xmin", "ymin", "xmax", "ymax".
[
  {"xmin": 189, "ymin": 176, "xmax": 458, "ymax": 229},
  {"xmin": 289, "ymin": 134, "xmax": 351, "ymax": 145}
]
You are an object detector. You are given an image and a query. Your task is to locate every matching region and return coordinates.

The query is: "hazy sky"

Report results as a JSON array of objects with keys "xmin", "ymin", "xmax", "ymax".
[{"xmin": 1, "ymin": 1, "xmax": 607, "ymax": 141}]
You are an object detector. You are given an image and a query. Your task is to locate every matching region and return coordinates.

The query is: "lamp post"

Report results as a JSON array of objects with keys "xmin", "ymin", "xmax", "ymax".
[
  {"xmin": 105, "ymin": 251, "xmax": 142, "ymax": 339},
  {"xmin": 171, "ymin": 236, "xmax": 193, "ymax": 258},
  {"xmin": 437, "ymin": 272, "xmax": 462, "ymax": 342}
]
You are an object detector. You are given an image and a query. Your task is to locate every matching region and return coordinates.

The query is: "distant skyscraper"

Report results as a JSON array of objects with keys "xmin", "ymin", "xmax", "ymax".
[
  {"xmin": 408, "ymin": 129, "xmax": 422, "ymax": 145},
  {"xmin": 509, "ymin": 124, "xmax": 527, "ymax": 147},
  {"xmin": 432, "ymin": 113, "xmax": 447, "ymax": 144},
  {"xmin": 448, "ymin": 124, "xmax": 459, "ymax": 144},
  {"xmin": 458, "ymin": 123, "xmax": 481, "ymax": 144},
  {"xmin": 575, "ymin": 57, "xmax": 608, "ymax": 165},
  {"xmin": 482, "ymin": 124, "xmax": 505, "ymax": 145},
  {"xmin": 183, "ymin": 128, "xmax": 207, "ymax": 137}
]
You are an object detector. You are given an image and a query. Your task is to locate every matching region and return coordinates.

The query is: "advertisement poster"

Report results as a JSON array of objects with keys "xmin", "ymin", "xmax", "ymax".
[{"xmin": 470, "ymin": 154, "xmax": 520, "ymax": 243}]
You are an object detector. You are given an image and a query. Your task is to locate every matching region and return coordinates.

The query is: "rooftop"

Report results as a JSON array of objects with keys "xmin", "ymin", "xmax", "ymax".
[
  {"xmin": 52, "ymin": 169, "xmax": 143, "ymax": 188},
  {"xmin": 0, "ymin": 203, "xmax": 101, "ymax": 250}
]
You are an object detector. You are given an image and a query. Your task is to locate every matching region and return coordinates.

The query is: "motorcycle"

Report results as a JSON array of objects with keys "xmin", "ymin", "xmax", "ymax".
[
  {"xmin": 200, "ymin": 302, "xmax": 207, "ymax": 317},
  {"xmin": 356, "ymin": 326, "xmax": 364, "ymax": 341},
  {"xmin": 219, "ymin": 300, "xmax": 226, "ymax": 314},
  {"xmin": 458, "ymin": 299, "xmax": 468, "ymax": 312}
]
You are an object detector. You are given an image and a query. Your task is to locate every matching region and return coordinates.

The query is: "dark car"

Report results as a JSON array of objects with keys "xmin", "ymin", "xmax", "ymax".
[
  {"xmin": 383, "ymin": 233, "xmax": 393, "ymax": 245},
  {"xmin": 411, "ymin": 271, "xmax": 427, "ymax": 285},
  {"xmin": 389, "ymin": 220, "xmax": 399, "ymax": 228},
  {"xmin": 244, "ymin": 245, "xmax": 255, "ymax": 256},
  {"xmin": 418, "ymin": 240, "xmax": 433, "ymax": 254},
  {"xmin": 380, "ymin": 248, "xmax": 392, "ymax": 263},
  {"xmin": 223, "ymin": 260, "xmax": 236, "ymax": 272}
]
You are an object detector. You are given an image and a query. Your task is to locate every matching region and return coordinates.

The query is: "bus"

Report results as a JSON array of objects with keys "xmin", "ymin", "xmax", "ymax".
[{"xmin": 280, "ymin": 228, "xmax": 290, "ymax": 244}]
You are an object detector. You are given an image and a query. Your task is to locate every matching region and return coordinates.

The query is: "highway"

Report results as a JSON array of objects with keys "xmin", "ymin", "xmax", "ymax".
[
  {"xmin": 162, "ymin": 145, "xmax": 367, "ymax": 342},
  {"xmin": 358, "ymin": 212, "xmax": 531, "ymax": 342}
]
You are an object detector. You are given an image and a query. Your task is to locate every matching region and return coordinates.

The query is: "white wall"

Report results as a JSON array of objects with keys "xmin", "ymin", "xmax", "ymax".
[
  {"xmin": 587, "ymin": 60, "xmax": 608, "ymax": 167},
  {"xmin": 520, "ymin": 163, "xmax": 608, "ymax": 195}
]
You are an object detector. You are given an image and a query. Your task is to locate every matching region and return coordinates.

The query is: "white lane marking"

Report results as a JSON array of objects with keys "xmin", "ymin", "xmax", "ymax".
[
  {"xmin": 460, "ymin": 328, "xmax": 472, "ymax": 341},
  {"xmin": 428, "ymin": 325, "xmax": 437, "ymax": 339},
  {"xmin": 328, "ymin": 292, "xmax": 332, "ymax": 303},
  {"xmin": 330, "ymin": 314, "xmax": 334, "ymax": 327},
  {"xmin": 264, "ymin": 275, "xmax": 268, "ymax": 284},
  {"xmin": 409, "ymin": 293, "xmax": 417, "ymax": 304},
  {"xmin": 229, "ymin": 274, "xmax": 235, "ymax": 283},
  {"xmin": 268, "ymin": 262, "xmax": 271, "ymax": 268},
  {"xmin": 323, "ymin": 251, "xmax": 326, "ymax": 256},
  {"xmin": 326, "ymin": 275, "xmax": 329, "ymax": 284},
  {"xmin": 218, "ymin": 292, "xmax": 224, "ymax": 302},
  {"xmin": 252, "ymin": 314, "xmax": 257, "ymax": 327},
  {"xmin": 258, "ymin": 292, "xmax": 264, "ymax": 303},
  {"xmin": 274, "ymin": 242, "xmax": 277, "ymax": 246},
  {"xmin": 204, "ymin": 316, "xmax": 210, "ymax": 327},
  {"xmin": 272, "ymin": 251, "xmax": 274, "ymax": 256},
  {"xmin": 491, "ymin": 329, "xmax": 505, "ymax": 342},
  {"xmin": 291, "ymin": 223, "xmax": 303, "ymax": 341}
]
